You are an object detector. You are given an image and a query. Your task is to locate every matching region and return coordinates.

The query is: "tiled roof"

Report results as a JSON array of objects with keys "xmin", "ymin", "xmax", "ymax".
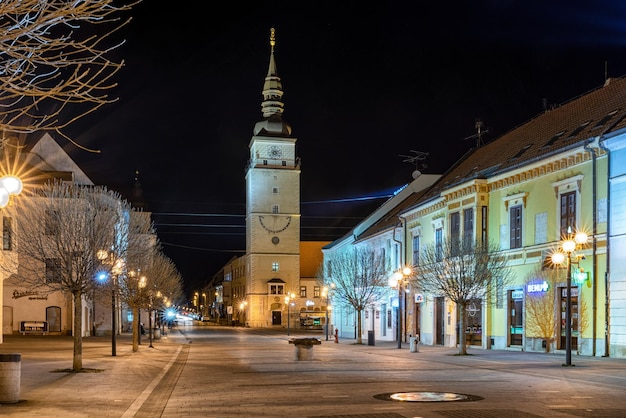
[
  {"xmin": 423, "ymin": 75, "xmax": 626, "ymax": 198},
  {"xmin": 352, "ymin": 75, "xmax": 626, "ymax": 243}
]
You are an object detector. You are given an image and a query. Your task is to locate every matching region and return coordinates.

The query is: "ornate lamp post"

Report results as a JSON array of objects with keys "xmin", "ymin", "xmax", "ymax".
[
  {"xmin": 285, "ymin": 292, "xmax": 295, "ymax": 336},
  {"xmin": 389, "ymin": 266, "xmax": 412, "ymax": 349},
  {"xmin": 552, "ymin": 227, "xmax": 587, "ymax": 367}
]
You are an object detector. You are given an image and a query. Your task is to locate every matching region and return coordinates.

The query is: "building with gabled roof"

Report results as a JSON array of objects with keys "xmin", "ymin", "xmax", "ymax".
[{"xmin": 324, "ymin": 76, "xmax": 626, "ymax": 356}]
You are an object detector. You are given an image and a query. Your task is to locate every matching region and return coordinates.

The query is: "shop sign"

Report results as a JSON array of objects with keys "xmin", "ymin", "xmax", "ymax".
[
  {"xmin": 527, "ymin": 281, "xmax": 549, "ymax": 293},
  {"xmin": 511, "ymin": 289, "xmax": 524, "ymax": 299},
  {"xmin": 415, "ymin": 293, "xmax": 424, "ymax": 303}
]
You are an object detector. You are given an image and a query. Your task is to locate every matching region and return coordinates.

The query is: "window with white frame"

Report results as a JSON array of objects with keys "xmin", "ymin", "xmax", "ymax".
[
  {"xmin": 509, "ymin": 204, "xmax": 522, "ymax": 249},
  {"xmin": 552, "ymin": 175, "xmax": 583, "ymax": 239},
  {"xmin": 560, "ymin": 191, "xmax": 576, "ymax": 237},
  {"xmin": 269, "ymin": 284, "xmax": 284, "ymax": 295},
  {"xmin": 463, "ymin": 208, "xmax": 473, "ymax": 243},
  {"xmin": 272, "ymin": 262, "xmax": 279, "ymax": 272},
  {"xmin": 435, "ymin": 227, "xmax": 443, "ymax": 261},
  {"xmin": 412, "ymin": 235, "xmax": 420, "ymax": 266}
]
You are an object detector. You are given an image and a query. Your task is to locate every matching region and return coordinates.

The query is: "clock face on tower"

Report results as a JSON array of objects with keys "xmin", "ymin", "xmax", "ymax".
[
  {"xmin": 269, "ymin": 145, "xmax": 282, "ymax": 158},
  {"xmin": 259, "ymin": 215, "xmax": 291, "ymax": 234}
]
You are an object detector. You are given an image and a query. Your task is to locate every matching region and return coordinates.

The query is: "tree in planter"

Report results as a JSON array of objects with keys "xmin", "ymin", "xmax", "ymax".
[
  {"xmin": 415, "ymin": 237, "xmax": 514, "ymax": 355},
  {"xmin": 319, "ymin": 247, "xmax": 388, "ymax": 345},
  {"xmin": 12, "ymin": 179, "xmax": 129, "ymax": 371}
]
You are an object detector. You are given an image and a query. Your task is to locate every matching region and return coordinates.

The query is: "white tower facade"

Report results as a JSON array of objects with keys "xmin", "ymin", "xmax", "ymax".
[{"xmin": 245, "ymin": 28, "xmax": 301, "ymax": 327}]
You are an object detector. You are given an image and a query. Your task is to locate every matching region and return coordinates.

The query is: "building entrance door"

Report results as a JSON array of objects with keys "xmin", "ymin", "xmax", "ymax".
[{"xmin": 272, "ymin": 311, "xmax": 282, "ymax": 326}]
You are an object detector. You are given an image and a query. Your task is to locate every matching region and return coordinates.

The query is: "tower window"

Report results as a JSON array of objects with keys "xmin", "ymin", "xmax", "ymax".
[
  {"xmin": 271, "ymin": 204, "xmax": 279, "ymax": 214},
  {"xmin": 272, "ymin": 262, "xmax": 279, "ymax": 272}
]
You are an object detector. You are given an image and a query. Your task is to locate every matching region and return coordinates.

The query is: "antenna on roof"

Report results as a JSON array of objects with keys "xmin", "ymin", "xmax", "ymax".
[
  {"xmin": 464, "ymin": 118, "xmax": 489, "ymax": 148},
  {"xmin": 399, "ymin": 150, "xmax": 428, "ymax": 179}
]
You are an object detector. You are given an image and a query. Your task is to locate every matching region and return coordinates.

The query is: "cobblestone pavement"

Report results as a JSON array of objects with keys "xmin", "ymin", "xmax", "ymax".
[{"xmin": 1, "ymin": 324, "xmax": 626, "ymax": 417}]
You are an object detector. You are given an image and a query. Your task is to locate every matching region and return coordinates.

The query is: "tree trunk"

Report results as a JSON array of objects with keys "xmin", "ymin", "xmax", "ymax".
[
  {"xmin": 73, "ymin": 290, "xmax": 83, "ymax": 371},
  {"xmin": 132, "ymin": 306, "xmax": 139, "ymax": 352},
  {"xmin": 356, "ymin": 308, "xmax": 363, "ymax": 344},
  {"xmin": 458, "ymin": 301, "xmax": 468, "ymax": 355}
]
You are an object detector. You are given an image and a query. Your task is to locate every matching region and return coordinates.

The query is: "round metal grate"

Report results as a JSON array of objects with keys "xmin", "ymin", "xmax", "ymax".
[{"xmin": 374, "ymin": 391, "xmax": 483, "ymax": 402}]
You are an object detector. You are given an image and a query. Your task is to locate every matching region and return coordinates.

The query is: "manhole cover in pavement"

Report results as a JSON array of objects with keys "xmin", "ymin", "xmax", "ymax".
[{"xmin": 374, "ymin": 391, "xmax": 483, "ymax": 402}]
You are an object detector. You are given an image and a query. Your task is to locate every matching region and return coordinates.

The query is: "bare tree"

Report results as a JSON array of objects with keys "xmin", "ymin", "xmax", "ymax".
[
  {"xmin": 0, "ymin": 0, "xmax": 140, "ymax": 144},
  {"xmin": 415, "ymin": 238, "xmax": 514, "ymax": 355},
  {"xmin": 319, "ymin": 247, "xmax": 388, "ymax": 344},
  {"xmin": 117, "ymin": 208, "xmax": 156, "ymax": 352},
  {"xmin": 524, "ymin": 266, "xmax": 559, "ymax": 352},
  {"xmin": 140, "ymin": 250, "xmax": 184, "ymax": 335},
  {"xmin": 11, "ymin": 179, "xmax": 128, "ymax": 371},
  {"xmin": 525, "ymin": 264, "xmax": 590, "ymax": 353}
]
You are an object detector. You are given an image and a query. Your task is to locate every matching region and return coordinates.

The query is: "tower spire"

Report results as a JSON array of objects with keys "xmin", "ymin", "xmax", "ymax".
[{"xmin": 254, "ymin": 28, "xmax": 292, "ymax": 136}]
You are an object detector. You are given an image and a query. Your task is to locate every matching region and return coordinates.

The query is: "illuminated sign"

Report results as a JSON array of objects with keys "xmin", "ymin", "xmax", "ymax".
[
  {"xmin": 574, "ymin": 268, "xmax": 589, "ymax": 282},
  {"xmin": 415, "ymin": 293, "xmax": 424, "ymax": 303},
  {"xmin": 527, "ymin": 281, "xmax": 549, "ymax": 293}
]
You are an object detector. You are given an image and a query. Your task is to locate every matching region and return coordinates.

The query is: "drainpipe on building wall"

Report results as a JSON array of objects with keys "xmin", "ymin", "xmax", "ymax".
[
  {"xmin": 597, "ymin": 137, "xmax": 611, "ymax": 357},
  {"xmin": 583, "ymin": 140, "xmax": 599, "ymax": 357},
  {"xmin": 393, "ymin": 216, "xmax": 408, "ymax": 343}
]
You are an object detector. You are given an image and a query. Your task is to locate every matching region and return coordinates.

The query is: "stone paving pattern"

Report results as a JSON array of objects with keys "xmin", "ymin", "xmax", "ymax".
[{"xmin": 1, "ymin": 324, "xmax": 625, "ymax": 417}]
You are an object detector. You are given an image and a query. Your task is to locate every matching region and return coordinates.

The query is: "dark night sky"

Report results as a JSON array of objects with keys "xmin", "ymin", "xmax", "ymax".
[{"xmin": 63, "ymin": 1, "xmax": 626, "ymax": 296}]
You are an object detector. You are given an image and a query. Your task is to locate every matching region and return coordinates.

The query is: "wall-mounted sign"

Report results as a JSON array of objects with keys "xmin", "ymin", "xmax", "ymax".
[
  {"xmin": 415, "ymin": 293, "xmax": 424, "ymax": 303},
  {"xmin": 527, "ymin": 281, "xmax": 549, "ymax": 293},
  {"xmin": 511, "ymin": 289, "xmax": 524, "ymax": 299}
]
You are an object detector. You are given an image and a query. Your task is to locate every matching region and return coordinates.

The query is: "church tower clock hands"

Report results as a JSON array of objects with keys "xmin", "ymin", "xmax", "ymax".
[{"xmin": 245, "ymin": 28, "xmax": 301, "ymax": 328}]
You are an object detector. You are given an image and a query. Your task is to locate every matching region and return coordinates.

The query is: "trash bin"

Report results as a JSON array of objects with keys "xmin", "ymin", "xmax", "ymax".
[
  {"xmin": 367, "ymin": 330, "xmax": 375, "ymax": 346},
  {"xmin": 409, "ymin": 335, "xmax": 419, "ymax": 353},
  {"xmin": 0, "ymin": 353, "xmax": 21, "ymax": 403},
  {"xmin": 153, "ymin": 327, "xmax": 161, "ymax": 340}
]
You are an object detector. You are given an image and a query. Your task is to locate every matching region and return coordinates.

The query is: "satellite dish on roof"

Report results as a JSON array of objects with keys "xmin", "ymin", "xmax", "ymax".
[{"xmin": 412, "ymin": 170, "xmax": 422, "ymax": 179}]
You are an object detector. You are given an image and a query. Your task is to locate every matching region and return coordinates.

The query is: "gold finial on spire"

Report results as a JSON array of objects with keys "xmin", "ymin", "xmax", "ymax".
[{"xmin": 270, "ymin": 28, "xmax": 276, "ymax": 51}]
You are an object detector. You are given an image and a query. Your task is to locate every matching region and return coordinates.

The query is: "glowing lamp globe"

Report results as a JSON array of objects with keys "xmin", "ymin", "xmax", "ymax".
[
  {"xmin": 0, "ymin": 188, "xmax": 8, "ymax": 208},
  {"xmin": 552, "ymin": 252, "xmax": 565, "ymax": 265},
  {"xmin": 1, "ymin": 176, "xmax": 23, "ymax": 196}
]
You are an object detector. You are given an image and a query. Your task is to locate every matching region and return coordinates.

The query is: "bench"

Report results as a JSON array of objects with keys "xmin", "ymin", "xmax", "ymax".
[{"xmin": 20, "ymin": 321, "xmax": 48, "ymax": 335}]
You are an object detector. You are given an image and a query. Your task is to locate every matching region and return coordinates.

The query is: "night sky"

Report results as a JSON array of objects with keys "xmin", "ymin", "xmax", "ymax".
[{"xmin": 63, "ymin": 1, "xmax": 626, "ymax": 296}]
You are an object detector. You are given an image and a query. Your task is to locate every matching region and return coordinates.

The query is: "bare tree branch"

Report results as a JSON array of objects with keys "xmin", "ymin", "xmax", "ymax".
[{"xmin": 0, "ymin": 0, "xmax": 140, "ymax": 143}]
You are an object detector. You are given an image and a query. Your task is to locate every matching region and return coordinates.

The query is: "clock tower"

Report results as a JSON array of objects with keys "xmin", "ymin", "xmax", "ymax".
[{"xmin": 245, "ymin": 28, "xmax": 301, "ymax": 327}]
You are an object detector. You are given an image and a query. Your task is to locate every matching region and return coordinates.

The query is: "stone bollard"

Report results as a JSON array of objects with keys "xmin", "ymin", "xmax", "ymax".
[
  {"xmin": 0, "ymin": 353, "xmax": 21, "ymax": 403},
  {"xmin": 289, "ymin": 338, "xmax": 321, "ymax": 361}
]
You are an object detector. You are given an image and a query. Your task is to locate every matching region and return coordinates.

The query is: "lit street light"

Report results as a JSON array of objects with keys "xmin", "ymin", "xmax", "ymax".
[
  {"xmin": 285, "ymin": 292, "xmax": 295, "ymax": 336},
  {"xmin": 322, "ymin": 283, "xmax": 335, "ymax": 341},
  {"xmin": 97, "ymin": 249, "xmax": 124, "ymax": 357},
  {"xmin": 552, "ymin": 227, "xmax": 587, "ymax": 367},
  {"xmin": 389, "ymin": 266, "xmax": 412, "ymax": 349}
]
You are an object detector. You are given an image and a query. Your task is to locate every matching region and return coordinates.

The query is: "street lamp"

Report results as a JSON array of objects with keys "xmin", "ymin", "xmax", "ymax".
[
  {"xmin": 552, "ymin": 227, "xmax": 587, "ymax": 367},
  {"xmin": 322, "ymin": 283, "xmax": 335, "ymax": 341},
  {"xmin": 97, "ymin": 249, "xmax": 124, "ymax": 357},
  {"xmin": 285, "ymin": 292, "xmax": 295, "ymax": 336},
  {"xmin": 0, "ymin": 175, "xmax": 23, "ymax": 208},
  {"xmin": 389, "ymin": 266, "xmax": 412, "ymax": 349}
]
